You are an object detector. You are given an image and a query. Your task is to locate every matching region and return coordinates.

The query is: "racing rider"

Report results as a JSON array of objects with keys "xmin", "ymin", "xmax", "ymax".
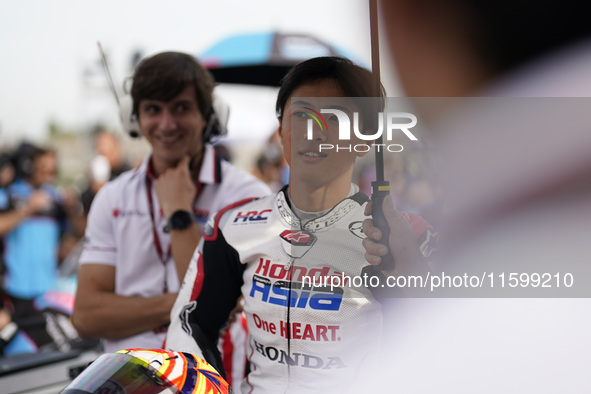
[{"xmin": 166, "ymin": 57, "xmax": 436, "ymax": 393}]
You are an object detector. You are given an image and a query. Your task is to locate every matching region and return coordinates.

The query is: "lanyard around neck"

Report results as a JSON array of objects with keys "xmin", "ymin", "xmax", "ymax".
[
  {"xmin": 145, "ymin": 176, "xmax": 171, "ymax": 292},
  {"xmin": 145, "ymin": 176, "xmax": 171, "ymax": 266},
  {"xmin": 144, "ymin": 169, "xmax": 205, "ymax": 291}
]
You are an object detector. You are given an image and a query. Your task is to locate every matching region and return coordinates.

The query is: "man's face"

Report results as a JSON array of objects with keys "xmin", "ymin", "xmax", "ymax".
[
  {"xmin": 278, "ymin": 79, "xmax": 366, "ymax": 189},
  {"xmin": 138, "ymin": 85, "xmax": 207, "ymax": 169},
  {"xmin": 0, "ymin": 163, "xmax": 15, "ymax": 187},
  {"xmin": 32, "ymin": 153, "xmax": 57, "ymax": 187}
]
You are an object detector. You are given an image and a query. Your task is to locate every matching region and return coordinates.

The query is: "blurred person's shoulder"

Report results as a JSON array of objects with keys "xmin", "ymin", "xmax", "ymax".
[
  {"xmin": 201, "ymin": 144, "xmax": 271, "ymax": 197},
  {"xmin": 219, "ymin": 158, "xmax": 272, "ymax": 196},
  {"xmin": 110, "ymin": 161, "xmax": 133, "ymax": 180},
  {"xmin": 90, "ymin": 159, "xmax": 147, "ymax": 205}
]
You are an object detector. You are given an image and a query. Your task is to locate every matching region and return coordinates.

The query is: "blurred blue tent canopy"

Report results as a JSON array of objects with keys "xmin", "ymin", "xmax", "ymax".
[{"xmin": 199, "ymin": 31, "xmax": 363, "ymax": 86}]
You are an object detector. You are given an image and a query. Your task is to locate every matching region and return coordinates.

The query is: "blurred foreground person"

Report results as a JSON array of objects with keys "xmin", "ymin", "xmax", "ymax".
[
  {"xmin": 166, "ymin": 57, "xmax": 436, "ymax": 393},
  {"xmin": 73, "ymin": 52, "xmax": 270, "ymax": 354},
  {"xmin": 361, "ymin": 1, "xmax": 591, "ymax": 392}
]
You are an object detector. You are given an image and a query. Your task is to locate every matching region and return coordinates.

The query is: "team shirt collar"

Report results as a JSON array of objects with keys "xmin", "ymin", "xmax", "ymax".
[{"xmin": 277, "ymin": 184, "xmax": 368, "ymax": 231}]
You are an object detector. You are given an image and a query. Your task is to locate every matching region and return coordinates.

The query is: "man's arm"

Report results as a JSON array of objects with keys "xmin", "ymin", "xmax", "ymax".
[
  {"xmin": 72, "ymin": 264, "xmax": 176, "ymax": 340},
  {"xmin": 0, "ymin": 208, "xmax": 30, "ymax": 235},
  {"xmin": 154, "ymin": 156, "xmax": 199, "ymax": 283},
  {"xmin": 186, "ymin": 230, "xmax": 244, "ymax": 376},
  {"xmin": 168, "ymin": 224, "xmax": 200, "ymax": 285},
  {"xmin": 167, "ymin": 204, "xmax": 247, "ymax": 375}
]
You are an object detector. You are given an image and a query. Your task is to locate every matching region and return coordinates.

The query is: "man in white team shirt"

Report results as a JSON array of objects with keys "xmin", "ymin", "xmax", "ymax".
[{"xmin": 72, "ymin": 52, "xmax": 270, "ymax": 353}]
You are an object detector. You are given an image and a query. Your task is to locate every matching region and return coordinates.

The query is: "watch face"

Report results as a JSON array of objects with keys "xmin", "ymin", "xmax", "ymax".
[{"xmin": 170, "ymin": 210, "xmax": 194, "ymax": 230}]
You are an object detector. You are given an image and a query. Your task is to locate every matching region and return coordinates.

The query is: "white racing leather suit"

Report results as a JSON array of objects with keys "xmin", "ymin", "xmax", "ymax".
[{"xmin": 167, "ymin": 186, "xmax": 435, "ymax": 393}]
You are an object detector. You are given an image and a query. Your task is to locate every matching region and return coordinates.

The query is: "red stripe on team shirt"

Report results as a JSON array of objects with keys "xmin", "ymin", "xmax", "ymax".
[
  {"xmin": 203, "ymin": 198, "xmax": 258, "ymax": 242},
  {"xmin": 241, "ymin": 313, "xmax": 248, "ymax": 333},
  {"xmin": 191, "ymin": 252, "xmax": 205, "ymax": 302},
  {"xmin": 221, "ymin": 329, "xmax": 234, "ymax": 388}
]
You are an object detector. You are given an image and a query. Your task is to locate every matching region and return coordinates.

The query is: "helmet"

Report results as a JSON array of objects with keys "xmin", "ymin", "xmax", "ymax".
[{"xmin": 60, "ymin": 348, "xmax": 232, "ymax": 394}]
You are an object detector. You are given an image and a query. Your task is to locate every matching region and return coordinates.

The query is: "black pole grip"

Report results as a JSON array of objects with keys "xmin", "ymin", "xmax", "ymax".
[{"xmin": 370, "ymin": 180, "xmax": 395, "ymax": 271}]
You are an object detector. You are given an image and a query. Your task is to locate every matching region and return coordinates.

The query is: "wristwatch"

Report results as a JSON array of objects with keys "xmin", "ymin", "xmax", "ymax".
[{"xmin": 164, "ymin": 210, "xmax": 195, "ymax": 233}]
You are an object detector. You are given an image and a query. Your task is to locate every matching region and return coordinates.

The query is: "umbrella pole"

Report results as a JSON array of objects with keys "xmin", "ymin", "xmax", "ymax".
[{"xmin": 369, "ymin": 0, "xmax": 395, "ymax": 271}]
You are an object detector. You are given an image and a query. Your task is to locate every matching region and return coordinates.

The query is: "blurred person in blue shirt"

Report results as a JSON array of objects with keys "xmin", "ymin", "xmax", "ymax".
[{"xmin": 0, "ymin": 146, "xmax": 66, "ymax": 320}]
